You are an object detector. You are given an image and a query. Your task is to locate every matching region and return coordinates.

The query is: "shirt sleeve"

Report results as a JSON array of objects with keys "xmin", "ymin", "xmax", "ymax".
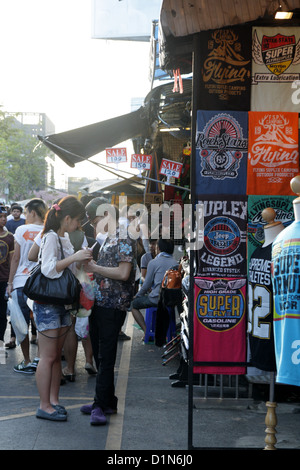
[
  {"xmin": 136, "ymin": 259, "xmax": 155, "ymax": 296},
  {"xmin": 40, "ymin": 231, "xmax": 63, "ymax": 279}
]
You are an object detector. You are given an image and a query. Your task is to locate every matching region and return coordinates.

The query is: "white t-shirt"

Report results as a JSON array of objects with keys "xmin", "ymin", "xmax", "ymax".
[{"xmin": 13, "ymin": 223, "xmax": 44, "ymax": 289}]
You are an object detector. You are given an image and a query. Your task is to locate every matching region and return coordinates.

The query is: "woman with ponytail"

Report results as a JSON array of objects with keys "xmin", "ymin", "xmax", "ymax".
[{"xmin": 33, "ymin": 196, "xmax": 92, "ymax": 422}]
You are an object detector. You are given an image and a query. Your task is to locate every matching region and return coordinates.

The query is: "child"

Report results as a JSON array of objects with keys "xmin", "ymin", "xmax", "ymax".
[{"xmin": 33, "ymin": 196, "xmax": 92, "ymax": 422}]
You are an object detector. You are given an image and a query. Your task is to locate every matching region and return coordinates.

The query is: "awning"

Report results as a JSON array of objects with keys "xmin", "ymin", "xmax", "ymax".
[
  {"xmin": 38, "ymin": 106, "xmax": 149, "ymax": 168},
  {"xmin": 158, "ymin": 0, "xmax": 300, "ymax": 73}
]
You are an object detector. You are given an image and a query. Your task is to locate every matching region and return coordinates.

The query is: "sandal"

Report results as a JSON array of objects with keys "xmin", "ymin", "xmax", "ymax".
[
  {"xmin": 62, "ymin": 369, "xmax": 76, "ymax": 382},
  {"xmin": 84, "ymin": 363, "xmax": 97, "ymax": 375}
]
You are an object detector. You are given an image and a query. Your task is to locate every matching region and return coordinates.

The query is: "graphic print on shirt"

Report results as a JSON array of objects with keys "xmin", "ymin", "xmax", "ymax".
[
  {"xmin": 197, "ymin": 26, "xmax": 252, "ymax": 110},
  {"xmin": 196, "ymin": 195, "xmax": 247, "ymax": 277},
  {"xmin": 248, "ymin": 245, "xmax": 276, "ymax": 371},
  {"xmin": 247, "ymin": 111, "xmax": 299, "ymax": 195},
  {"xmin": 271, "ymin": 223, "xmax": 300, "ymax": 386},
  {"xmin": 247, "ymin": 195, "xmax": 294, "ymax": 262},
  {"xmin": 272, "ymin": 237, "xmax": 300, "ymax": 320},
  {"xmin": 194, "ymin": 276, "xmax": 246, "ymax": 375},
  {"xmin": 251, "ymin": 27, "xmax": 300, "ymax": 112},
  {"xmin": 196, "ymin": 110, "xmax": 248, "ymax": 195}
]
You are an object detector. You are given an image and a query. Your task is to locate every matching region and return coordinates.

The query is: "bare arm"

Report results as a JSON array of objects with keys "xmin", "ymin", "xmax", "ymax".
[
  {"xmin": 7, "ymin": 242, "xmax": 20, "ymax": 294},
  {"xmin": 86, "ymin": 260, "xmax": 132, "ymax": 282},
  {"xmin": 28, "ymin": 242, "xmax": 39, "ymax": 262}
]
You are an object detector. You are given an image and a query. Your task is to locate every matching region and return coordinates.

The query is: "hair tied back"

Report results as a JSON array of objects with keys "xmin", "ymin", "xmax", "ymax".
[{"xmin": 53, "ymin": 204, "xmax": 61, "ymax": 212}]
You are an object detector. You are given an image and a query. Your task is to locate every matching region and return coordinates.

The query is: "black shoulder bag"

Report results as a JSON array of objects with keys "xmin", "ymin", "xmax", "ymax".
[{"xmin": 23, "ymin": 234, "xmax": 81, "ymax": 306}]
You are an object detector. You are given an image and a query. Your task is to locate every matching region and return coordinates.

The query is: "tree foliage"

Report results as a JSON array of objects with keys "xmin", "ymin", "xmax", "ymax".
[{"xmin": 0, "ymin": 110, "xmax": 48, "ymax": 201}]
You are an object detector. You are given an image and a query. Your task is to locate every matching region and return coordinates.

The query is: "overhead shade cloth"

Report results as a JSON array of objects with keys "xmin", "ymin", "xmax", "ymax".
[{"xmin": 38, "ymin": 106, "xmax": 149, "ymax": 167}]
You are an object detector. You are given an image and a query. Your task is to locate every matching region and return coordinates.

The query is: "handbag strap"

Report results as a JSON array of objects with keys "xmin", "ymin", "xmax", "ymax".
[
  {"xmin": 38, "ymin": 231, "xmax": 65, "ymax": 263},
  {"xmin": 57, "ymin": 235, "xmax": 65, "ymax": 260}
]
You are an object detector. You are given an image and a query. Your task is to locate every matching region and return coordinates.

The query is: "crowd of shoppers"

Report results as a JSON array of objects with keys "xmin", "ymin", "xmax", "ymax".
[{"xmin": 1, "ymin": 195, "xmax": 178, "ymax": 425}]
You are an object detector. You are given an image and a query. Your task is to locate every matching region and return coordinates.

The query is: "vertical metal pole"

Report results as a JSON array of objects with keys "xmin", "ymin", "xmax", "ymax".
[{"xmin": 188, "ymin": 33, "xmax": 200, "ymax": 451}]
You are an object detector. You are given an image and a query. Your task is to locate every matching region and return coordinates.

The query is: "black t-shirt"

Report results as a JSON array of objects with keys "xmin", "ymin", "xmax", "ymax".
[{"xmin": 248, "ymin": 244, "xmax": 276, "ymax": 372}]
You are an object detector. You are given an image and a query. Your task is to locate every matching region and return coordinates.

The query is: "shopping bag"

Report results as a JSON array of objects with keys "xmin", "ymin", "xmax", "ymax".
[
  {"xmin": 75, "ymin": 316, "xmax": 89, "ymax": 339},
  {"xmin": 8, "ymin": 290, "xmax": 28, "ymax": 345},
  {"xmin": 75, "ymin": 269, "xmax": 95, "ymax": 318}
]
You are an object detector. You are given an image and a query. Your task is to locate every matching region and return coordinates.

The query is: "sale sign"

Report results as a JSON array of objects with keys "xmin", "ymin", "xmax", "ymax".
[
  {"xmin": 159, "ymin": 158, "xmax": 183, "ymax": 179},
  {"xmin": 131, "ymin": 154, "xmax": 153, "ymax": 171},
  {"xmin": 106, "ymin": 147, "xmax": 127, "ymax": 164}
]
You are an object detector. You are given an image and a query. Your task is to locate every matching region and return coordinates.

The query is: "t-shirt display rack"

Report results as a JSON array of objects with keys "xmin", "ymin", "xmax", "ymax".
[{"xmin": 187, "ymin": 19, "xmax": 300, "ymax": 451}]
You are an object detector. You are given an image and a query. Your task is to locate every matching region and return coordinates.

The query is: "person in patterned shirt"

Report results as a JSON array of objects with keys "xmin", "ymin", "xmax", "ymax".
[{"xmin": 81, "ymin": 202, "xmax": 136, "ymax": 425}]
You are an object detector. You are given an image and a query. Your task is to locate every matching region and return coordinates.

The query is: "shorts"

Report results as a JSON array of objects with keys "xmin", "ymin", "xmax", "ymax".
[
  {"xmin": 33, "ymin": 302, "xmax": 72, "ymax": 332},
  {"xmin": 131, "ymin": 294, "xmax": 157, "ymax": 310}
]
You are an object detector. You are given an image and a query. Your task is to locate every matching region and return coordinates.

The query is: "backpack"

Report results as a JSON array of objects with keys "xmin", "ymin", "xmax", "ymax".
[
  {"xmin": 161, "ymin": 264, "xmax": 183, "ymax": 306},
  {"xmin": 162, "ymin": 264, "xmax": 183, "ymax": 289}
]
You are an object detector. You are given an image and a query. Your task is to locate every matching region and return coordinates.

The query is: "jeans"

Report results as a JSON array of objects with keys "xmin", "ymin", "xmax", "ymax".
[
  {"xmin": 0, "ymin": 282, "xmax": 8, "ymax": 341},
  {"xmin": 90, "ymin": 306, "xmax": 126, "ymax": 411}
]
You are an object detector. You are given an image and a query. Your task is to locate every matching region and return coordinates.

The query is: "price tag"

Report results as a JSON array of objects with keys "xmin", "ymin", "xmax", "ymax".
[
  {"xmin": 106, "ymin": 147, "xmax": 127, "ymax": 164},
  {"xmin": 159, "ymin": 158, "xmax": 183, "ymax": 180},
  {"xmin": 131, "ymin": 154, "xmax": 153, "ymax": 171}
]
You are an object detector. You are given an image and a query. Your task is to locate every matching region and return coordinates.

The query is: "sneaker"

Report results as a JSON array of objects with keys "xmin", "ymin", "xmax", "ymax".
[
  {"xmin": 90, "ymin": 406, "xmax": 107, "ymax": 425},
  {"xmin": 14, "ymin": 360, "xmax": 36, "ymax": 375},
  {"xmin": 31, "ymin": 358, "xmax": 40, "ymax": 369}
]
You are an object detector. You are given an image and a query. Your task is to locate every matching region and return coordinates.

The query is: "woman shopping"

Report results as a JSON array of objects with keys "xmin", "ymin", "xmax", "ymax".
[{"xmin": 33, "ymin": 196, "xmax": 92, "ymax": 422}]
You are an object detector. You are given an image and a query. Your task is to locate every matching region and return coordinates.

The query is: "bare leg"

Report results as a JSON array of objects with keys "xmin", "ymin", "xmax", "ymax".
[
  {"xmin": 82, "ymin": 335, "xmax": 94, "ymax": 365},
  {"xmin": 62, "ymin": 317, "xmax": 77, "ymax": 376},
  {"xmin": 20, "ymin": 334, "xmax": 31, "ymax": 364},
  {"xmin": 36, "ymin": 326, "xmax": 68, "ymax": 413},
  {"xmin": 131, "ymin": 308, "xmax": 146, "ymax": 334}
]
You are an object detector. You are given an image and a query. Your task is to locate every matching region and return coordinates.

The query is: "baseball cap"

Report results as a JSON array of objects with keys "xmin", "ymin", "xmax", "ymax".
[{"xmin": 85, "ymin": 196, "xmax": 109, "ymax": 220}]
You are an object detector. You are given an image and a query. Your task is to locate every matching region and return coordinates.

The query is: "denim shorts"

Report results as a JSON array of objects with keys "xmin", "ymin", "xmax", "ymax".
[{"xmin": 33, "ymin": 302, "xmax": 72, "ymax": 332}]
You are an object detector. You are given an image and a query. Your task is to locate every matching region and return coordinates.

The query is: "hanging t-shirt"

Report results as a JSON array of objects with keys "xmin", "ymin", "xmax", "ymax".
[
  {"xmin": 13, "ymin": 223, "xmax": 44, "ymax": 289},
  {"xmin": 248, "ymin": 244, "xmax": 276, "ymax": 371},
  {"xmin": 194, "ymin": 276, "xmax": 247, "ymax": 375},
  {"xmin": 271, "ymin": 220, "xmax": 300, "ymax": 386}
]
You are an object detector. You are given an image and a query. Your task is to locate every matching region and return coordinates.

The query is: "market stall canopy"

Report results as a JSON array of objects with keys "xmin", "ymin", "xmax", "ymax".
[
  {"xmin": 38, "ymin": 106, "xmax": 149, "ymax": 168},
  {"xmin": 82, "ymin": 176, "xmax": 145, "ymax": 196},
  {"xmin": 159, "ymin": 0, "xmax": 300, "ymax": 72}
]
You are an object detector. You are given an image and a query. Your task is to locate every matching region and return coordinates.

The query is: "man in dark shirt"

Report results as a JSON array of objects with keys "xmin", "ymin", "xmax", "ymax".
[{"xmin": 6, "ymin": 205, "xmax": 25, "ymax": 234}]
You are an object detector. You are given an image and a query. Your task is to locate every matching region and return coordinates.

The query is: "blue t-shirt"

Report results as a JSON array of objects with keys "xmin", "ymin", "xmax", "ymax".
[
  {"xmin": 271, "ymin": 221, "xmax": 300, "ymax": 386},
  {"xmin": 6, "ymin": 218, "xmax": 25, "ymax": 234}
]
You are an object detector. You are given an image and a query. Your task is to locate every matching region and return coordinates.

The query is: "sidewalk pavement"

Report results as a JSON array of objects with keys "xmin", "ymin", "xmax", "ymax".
[{"xmin": 0, "ymin": 312, "xmax": 299, "ymax": 453}]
